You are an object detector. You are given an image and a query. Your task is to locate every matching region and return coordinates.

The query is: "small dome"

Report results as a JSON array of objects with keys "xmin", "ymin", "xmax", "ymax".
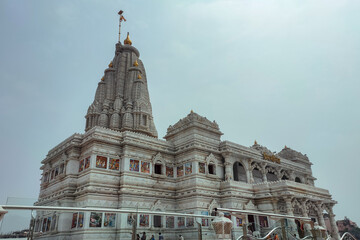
[{"xmin": 124, "ymin": 32, "xmax": 132, "ymax": 45}]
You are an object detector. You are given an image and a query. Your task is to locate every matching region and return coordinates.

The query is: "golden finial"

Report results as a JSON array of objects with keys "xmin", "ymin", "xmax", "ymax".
[
  {"xmin": 137, "ymin": 74, "xmax": 142, "ymax": 79},
  {"xmin": 190, "ymin": 110, "xmax": 193, "ymax": 113},
  {"xmin": 133, "ymin": 59, "xmax": 139, "ymax": 67},
  {"xmin": 108, "ymin": 61, "xmax": 113, "ymax": 68},
  {"xmin": 124, "ymin": 32, "xmax": 132, "ymax": 45},
  {"xmin": 254, "ymin": 140, "xmax": 258, "ymax": 145},
  {"xmin": 284, "ymin": 145, "xmax": 288, "ymax": 149},
  {"xmin": 101, "ymin": 76, "xmax": 105, "ymax": 81}
]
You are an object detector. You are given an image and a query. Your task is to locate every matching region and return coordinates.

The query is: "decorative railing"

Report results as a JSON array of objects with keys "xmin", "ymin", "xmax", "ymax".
[
  {"xmin": 340, "ymin": 232, "xmax": 357, "ymax": 240},
  {"xmin": 236, "ymin": 226, "xmax": 282, "ymax": 240}
]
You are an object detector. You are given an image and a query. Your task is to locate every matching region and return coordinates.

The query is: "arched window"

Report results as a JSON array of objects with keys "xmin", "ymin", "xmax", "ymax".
[
  {"xmin": 266, "ymin": 169, "xmax": 278, "ymax": 182},
  {"xmin": 252, "ymin": 168, "xmax": 263, "ymax": 183},
  {"xmin": 281, "ymin": 175, "xmax": 289, "ymax": 180},
  {"xmin": 295, "ymin": 177, "xmax": 302, "ymax": 183},
  {"xmin": 233, "ymin": 162, "xmax": 247, "ymax": 182}
]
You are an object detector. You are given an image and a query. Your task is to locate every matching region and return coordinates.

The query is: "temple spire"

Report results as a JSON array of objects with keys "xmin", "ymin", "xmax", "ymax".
[{"xmin": 85, "ymin": 29, "xmax": 158, "ymax": 138}]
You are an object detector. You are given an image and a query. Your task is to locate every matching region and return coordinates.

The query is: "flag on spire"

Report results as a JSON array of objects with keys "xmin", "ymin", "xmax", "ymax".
[
  {"xmin": 118, "ymin": 10, "xmax": 126, "ymax": 22},
  {"xmin": 118, "ymin": 10, "xmax": 126, "ymax": 42}
]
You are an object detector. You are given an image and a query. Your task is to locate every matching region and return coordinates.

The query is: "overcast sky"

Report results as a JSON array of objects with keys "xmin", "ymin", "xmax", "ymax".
[{"xmin": 0, "ymin": 0, "xmax": 359, "ymax": 228}]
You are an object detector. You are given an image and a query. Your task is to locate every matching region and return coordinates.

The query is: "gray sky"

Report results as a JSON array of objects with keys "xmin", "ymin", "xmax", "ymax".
[{"xmin": 0, "ymin": 0, "xmax": 359, "ymax": 226}]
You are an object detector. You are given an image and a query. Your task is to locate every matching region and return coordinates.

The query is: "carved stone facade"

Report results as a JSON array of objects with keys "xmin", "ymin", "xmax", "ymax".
[{"xmin": 34, "ymin": 34, "xmax": 340, "ymax": 240}]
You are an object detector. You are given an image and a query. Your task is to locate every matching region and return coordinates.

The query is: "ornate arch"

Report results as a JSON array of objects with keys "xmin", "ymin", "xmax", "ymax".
[
  {"xmin": 277, "ymin": 198, "xmax": 287, "ymax": 214},
  {"xmin": 265, "ymin": 166, "xmax": 277, "ymax": 173},
  {"xmin": 251, "ymin": 162, "xmax": 262, "ymax": 171},
  {"xmin": 208, "ymin": 199, "xmax": 219, "ymax": 214},
  {"xmin": 245, "ymin": 200, "xmax": 257, "ymax": 210},
  {"xmin": 306, "ymin": 201, "xmax": 319, "ymax": 216},
  {"xmin": 152, "ymin": 152, "xmax": 165, "ymax": 165},
  {"xmin": 292, "ymin": 198, "xmax": 303, "ymax": 216},
  {"xmin": 206, "ymin": 153, "xmax": 217, "ymax": 165},
  {"xmin": 151, "ymin": 200, "xmax": 166, "ymax": 211},
  {"xmin": 233, "ymin": 160, "xmax": 248, "ymax": 182},
  {"xmin": 280, "ymin": 170, "xmax": 291, "ymax": 180}
]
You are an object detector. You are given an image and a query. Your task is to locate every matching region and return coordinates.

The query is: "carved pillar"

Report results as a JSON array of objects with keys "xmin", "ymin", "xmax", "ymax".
[
  {"xmin": 224, "ymin": 161, "xmax": 233, "ymax": 181},
  {"xmin": 261, "ymin": 163, "xmax": 267, "ymax": 182},
  {"xmin": 275, "ymin": 167, "xmax": 282, "ymax": 181},
  {"xmin": 222, "ymin": 153, "xmax": 234, "ymax": 181},
  {"xmin": 315, "ymin": 203, "xmax": 326, "ymax": 229},
  {"xmin": 262, "ymin": 169, "xmax": 267, "ymax": 182},
  {"xmin": 301, "ymin": 199, "xmax": 312, "ymax": 236},
  {"xmin": 284, "ymin": 197, "xmax": 297, "ymax": 234},
  {"xmin": 327, "ymin": 205, "xmax": 340, "ymax": 240},
  {"xmin": 246, "ymin": 159, "xmax": 253, "ymax": 183}
]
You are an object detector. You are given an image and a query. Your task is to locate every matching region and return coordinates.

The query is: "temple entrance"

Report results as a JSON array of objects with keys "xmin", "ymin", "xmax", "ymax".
[{"xmin": 295, "ymin": 219, "xmax": 305, "ymax": 238}]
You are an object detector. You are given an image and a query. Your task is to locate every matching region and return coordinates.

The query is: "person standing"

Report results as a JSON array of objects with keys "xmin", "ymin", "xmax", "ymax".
[
  {"xmin": 141, "ymin": 232, "xmax": 147, "ymax": 240},
  {"xmin": 178, "ymin": 234, "xmax": 184, "ymax": 240},
  {"xmin": 158, "ymin": 233, "xmax": 164, "ymax": 240}
]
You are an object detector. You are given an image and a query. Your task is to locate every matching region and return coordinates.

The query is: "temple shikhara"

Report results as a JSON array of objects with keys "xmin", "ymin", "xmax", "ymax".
[{"xmin": 33, "ymin": 13, "xmax": 340, "ymax": 240}]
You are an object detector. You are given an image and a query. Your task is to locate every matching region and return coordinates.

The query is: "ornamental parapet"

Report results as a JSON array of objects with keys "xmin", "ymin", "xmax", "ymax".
[
  {"xmin": 42, "ymin": 133, "xmax": 83, "ymax": 164},
  {"xmin": 252, "ymin": 180, "xmax": 331, "ymax": 196}
]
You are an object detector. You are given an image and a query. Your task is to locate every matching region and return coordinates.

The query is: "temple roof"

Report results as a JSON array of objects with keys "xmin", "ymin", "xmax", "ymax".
[
  {"xmin": 165, "ymin": 111, "xmax": 222, "ymax": 139},
  {"xmin": 277, "ymin": 146, "xmax": 309, "ymax": 161},
  {"xmin": 250, "ymin": 142, "xmax": 274, "ymax": 155}
]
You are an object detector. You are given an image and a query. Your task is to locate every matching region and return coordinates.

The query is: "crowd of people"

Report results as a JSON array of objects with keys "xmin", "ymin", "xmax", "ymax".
[{"xmin": 136, "ymin": 232, "xmax": 184, "ymax": 240}]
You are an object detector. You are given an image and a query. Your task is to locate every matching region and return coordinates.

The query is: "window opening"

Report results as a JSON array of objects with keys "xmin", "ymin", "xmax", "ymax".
[
  {"xmin": 154, "ymin": 163, "xmax": 162, "ymax": 174},
  {"xmin": 154, "ymin": 215, "xmax": 162, "ymax": 227},
  {"xmin": 208, "ymin": 164, "xmax": 215, "ymax": 175}
]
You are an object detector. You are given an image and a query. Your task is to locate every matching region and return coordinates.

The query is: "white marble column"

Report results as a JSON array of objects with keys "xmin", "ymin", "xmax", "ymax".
[
  {"xmin": 222, "ymin": 153, "xmax": 234, "ymax": 181},
  {"xmin": 246, "ymin": 159, "xmax": 253, "ymax": 183},
  {"xmin": 285, "ymin": 197, "xmax": 298, "ymax": 236},
  {"xmin": 327, "ymin": 205, "xmax": 340, "ymax": 240},
  {"xmin": 224, "ymin": 161, "xmax": 233, "ymax": 181},
  {"xmin": 315, "ymin": 203, "xmax": 326, "ymax": 229},
  {"xmin": 260, "ymin": 163, "xmax": 267, "ymax": 182},
  {"xmin": 261, "ymin": 169, "xmax": 267, "ymax": 182},
  {"xmin": 300, "ymin": 200, "xmax": 312, "ymax": 236}
]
